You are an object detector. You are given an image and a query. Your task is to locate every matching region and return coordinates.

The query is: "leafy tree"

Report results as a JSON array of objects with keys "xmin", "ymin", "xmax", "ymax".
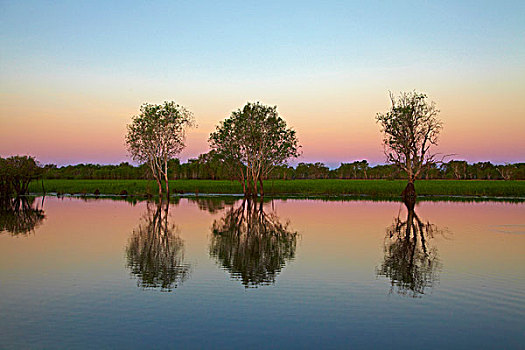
[
  {"xmin": 496, "ymin": 164, "xmax": 515, "ymax": 180},
  {"xmin": 443, "ymin": 160, "xmax": 468, "ymax": 179},
  {"xmin": 0, "ymin": 156, "xmax": 43, "ymax": 199},
  {"xmin": 470, "ymin": 161, "xmax": 498, "ymax": 180},
  {"xmin": 126, "ymin": 101, "xmax": 194, "ymax": 198},
  {"xmin": 209, "ymin": 102, "xmax": 300, "ymax": 196},
  {"xmin": 335, "ymin": 160, "xmax": 369, "ymax": 179},
  {"xmin": 295, "ymin": 162, "xmax": 330, "ymax": 179},
  {"xmin": 376, "ymin": 91, "xmax": 443, "ymax": 197}
]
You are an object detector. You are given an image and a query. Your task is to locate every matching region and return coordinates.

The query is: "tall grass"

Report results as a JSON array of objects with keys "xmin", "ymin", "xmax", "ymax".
[{"xmin": 27, "ymin": 179, "xmax": 525, "ymax": 198}]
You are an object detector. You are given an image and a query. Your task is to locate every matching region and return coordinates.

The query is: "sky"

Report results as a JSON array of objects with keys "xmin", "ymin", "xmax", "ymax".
[{"xmin": 1, "ymin": 0, "xmax": 524, "ymax": 167}]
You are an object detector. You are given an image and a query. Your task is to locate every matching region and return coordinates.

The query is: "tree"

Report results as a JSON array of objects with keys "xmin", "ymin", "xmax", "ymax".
[
  {"xmin": 126, "ymin": 101, "xmax": 194, "ymax": 198},
  {"xmin": 443, "ymin": 160, "xmax": 468, "ymax": 179},
  {"xmin": 376, "ymin": 91, "xmax": 443, "ymax": 198},
  {"xmin": 496, "ymin": 163, "xmax": 516, "ymax": 181},
  {"xmin": 0, "ymin": 156, "xmax": 43, "ymax": 199},
  {"xmin": 209, "ymin": 102, "xmax": 300, "ymax": 197}
]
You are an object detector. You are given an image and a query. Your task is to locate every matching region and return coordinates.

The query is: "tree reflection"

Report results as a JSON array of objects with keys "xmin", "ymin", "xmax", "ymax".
[
  {"xmin": 0, "ymin": 197, "xmax": 45, "ymax": 236},
  {"xmin": 209, "ymin": 199, "xmax": 298, "ymax": 288},
  {"xmin": 376, "ymin": 200, "xmax": 444, "ymax": 297},
  {"xmin": 186, "ymin": 196, "xmax": 237, "ymax": 214},
  {"xmin": 126, "ymin": 201, "xmax": 190, "ymax": 291}
]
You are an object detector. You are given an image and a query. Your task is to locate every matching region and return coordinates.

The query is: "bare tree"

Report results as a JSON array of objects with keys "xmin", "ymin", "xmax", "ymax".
[
  {"xmin": 126, "ymin": 102, "xmax": 195, "ymax": 198},
  {"xmin": 376, "ymin": 91, "xmax": 443, "ymax": 198}
]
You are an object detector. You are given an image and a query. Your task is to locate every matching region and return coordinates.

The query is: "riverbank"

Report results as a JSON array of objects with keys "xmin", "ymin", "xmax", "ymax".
[{"xmin": 27, "ymin": 179, "xmax": 525, "ymax": 198}]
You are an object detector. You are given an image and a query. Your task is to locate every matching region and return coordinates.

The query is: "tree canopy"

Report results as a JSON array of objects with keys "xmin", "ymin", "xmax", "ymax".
[
  {"xmin": 126, "ymin": 101, "xmax": 194, "ymax": 198},
  {"xmin": 0, "ymin": 155, "xmax": 43, "ymax": 200},
  {"xmin": 209, "ymin": 102, "xmax": 300, "ymax": 196},
  {"xmin": 376, "ymin": 91, "xmax": 443, "ymax": 186}
]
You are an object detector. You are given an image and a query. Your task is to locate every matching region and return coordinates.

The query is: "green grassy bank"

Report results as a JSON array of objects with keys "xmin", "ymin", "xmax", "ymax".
[{"xmin": 27, "ymin": 179, "xmax": 525, "ymax": 198}]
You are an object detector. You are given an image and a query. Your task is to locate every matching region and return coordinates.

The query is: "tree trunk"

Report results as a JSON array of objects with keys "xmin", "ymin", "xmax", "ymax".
[
  {"xmin": 258, "ymin": 176, "xmax": 264, "ymax": 197},
  {"xmin": 164, "ymin": 160, "xmax": 170, "ymax": 199},
  {"xmin": 156, "ymin": 178, "xmax": 162, "ymax": 198},
  {"xmin": 402, "ymin": 181, "xmax": 416, "ymax": 208}
]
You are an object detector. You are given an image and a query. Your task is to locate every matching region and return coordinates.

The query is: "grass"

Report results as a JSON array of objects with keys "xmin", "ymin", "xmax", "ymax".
[{"xmin": 27, "ymin": 179, "xmax": 525, "ymax": 199}]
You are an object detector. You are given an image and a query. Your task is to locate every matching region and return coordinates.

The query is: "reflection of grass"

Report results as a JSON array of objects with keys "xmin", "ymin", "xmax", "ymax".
[{"xmin": 28, "ymin": 179, "xmax": 525, "ymax": 198}]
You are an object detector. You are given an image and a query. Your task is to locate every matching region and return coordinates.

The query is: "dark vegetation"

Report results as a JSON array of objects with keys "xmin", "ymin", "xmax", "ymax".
[
  {"xmin": 0, "ymin": 196, "xmax": 45, "ymax": 236},
  {"xmin": 40, "ymin": 159, "xmax": 525, "ymax": 181},
  {"xmin": 1, "ymin": 156, "xmax": 43, "ymax": 204},
  {"xmin": 3, "ymin": 156, "xmax": 525, "ymax": 199}
]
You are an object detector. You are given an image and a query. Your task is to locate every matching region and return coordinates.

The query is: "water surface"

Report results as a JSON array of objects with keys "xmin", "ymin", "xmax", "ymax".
[{"xmin": 1, "ymin": 197, "xmax": 524, "ymax": 349}]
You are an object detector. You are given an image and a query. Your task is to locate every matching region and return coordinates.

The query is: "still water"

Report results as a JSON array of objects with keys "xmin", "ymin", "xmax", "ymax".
[{"xmin": 1, "ymin": 196, "xmax": 524, "ymax": 349}]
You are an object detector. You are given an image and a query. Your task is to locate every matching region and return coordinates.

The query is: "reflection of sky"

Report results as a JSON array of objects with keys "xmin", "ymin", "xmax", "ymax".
[
  {"xmin": 1, "ymin": 1, "xmax": 524, "ymax": 165},
  {"xmin": 0, "ymin": 197, "xmax": 524, "ymax": 347},
  {"xmin": 1, "ymin": 198, "xmax": 524, "ymax": 277},
  {"xmin": 490, "ymin": 225, "xmax": 525, "ymax": 234}
]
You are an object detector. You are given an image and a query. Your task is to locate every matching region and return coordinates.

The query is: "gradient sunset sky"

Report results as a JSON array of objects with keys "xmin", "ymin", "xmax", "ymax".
[{"xmin": 1, "ymin": 1, "xmax": 524, "ymax": 166}]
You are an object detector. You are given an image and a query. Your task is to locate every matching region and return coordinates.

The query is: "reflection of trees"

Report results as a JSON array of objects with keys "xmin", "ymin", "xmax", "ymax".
[
  {"xmin": 0, "ymin": 197, "xmax": 45, "ymax": 236},
  {"xmin": 209, "ymin": 199, "xmax": 297, "ymax": 288},
  {"xmin": 376, "ymin": 200, "xmax": 443, "ymax": 297},
  {"xmin": 126, "ymin": 202, "xmax": 190, "ymax": 291},
  {"xmin": 186, "ymin": 197, "xmax": 237, "ymax": 214}
]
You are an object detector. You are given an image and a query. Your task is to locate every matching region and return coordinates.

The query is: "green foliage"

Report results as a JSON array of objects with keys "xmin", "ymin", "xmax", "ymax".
[
  {"xmin": 27, "ymin": 179, "xmax": 525, "ymax": 198},
  {"xmin": 0, "ymin": 155, "xmax": 43, "ymax": 199},
  {"xmin": 36, "ymin": 159, "xmax": 525, "ymax": 181},
  {"xmin": 209, "ymin": 102, "xmax": 300, "ymax": 196},
  {"xmin": 126, "ymin": 101, "xmax": 195, "ymax": 197}
]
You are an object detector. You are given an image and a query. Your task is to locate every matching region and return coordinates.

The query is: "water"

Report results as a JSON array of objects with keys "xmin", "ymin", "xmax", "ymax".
[{"xmin": 1, "ymin": 197, "xmax": 524, "ymax": 349}]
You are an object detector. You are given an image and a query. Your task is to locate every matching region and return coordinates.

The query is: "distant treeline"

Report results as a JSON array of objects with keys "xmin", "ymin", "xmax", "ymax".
[{"xmin": 42, "ymin": 156, "xmax": 525, "ymax": 180}]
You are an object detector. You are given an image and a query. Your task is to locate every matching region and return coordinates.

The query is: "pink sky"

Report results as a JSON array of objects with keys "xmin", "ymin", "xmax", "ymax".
[{"xmin": 1, "ymin": 79, "xmax": 524, "ymax": 166}]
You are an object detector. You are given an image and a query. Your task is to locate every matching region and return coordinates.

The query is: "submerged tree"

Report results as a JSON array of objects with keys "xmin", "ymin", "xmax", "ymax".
[
  {"xmin": 376, "ymin": 201, "xmax": 444, "ymax": 297},
  {"xmin": 126, "ymin": 102, "xmax": 195, "ymax": 199},
  {"xmin": 209, "ymin": 102, "xmax": 300, "ymax": 197},
  {"xmin": 209, "ymin": 199, "xmax": 298, "ymax": 287},
  {"xmin": 376, "ymin": 91, "xmax": 443, "ymax": 200},
  {"xmin": 126, "ymin": 201, "xmax": 191, "ymax": 291}
]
